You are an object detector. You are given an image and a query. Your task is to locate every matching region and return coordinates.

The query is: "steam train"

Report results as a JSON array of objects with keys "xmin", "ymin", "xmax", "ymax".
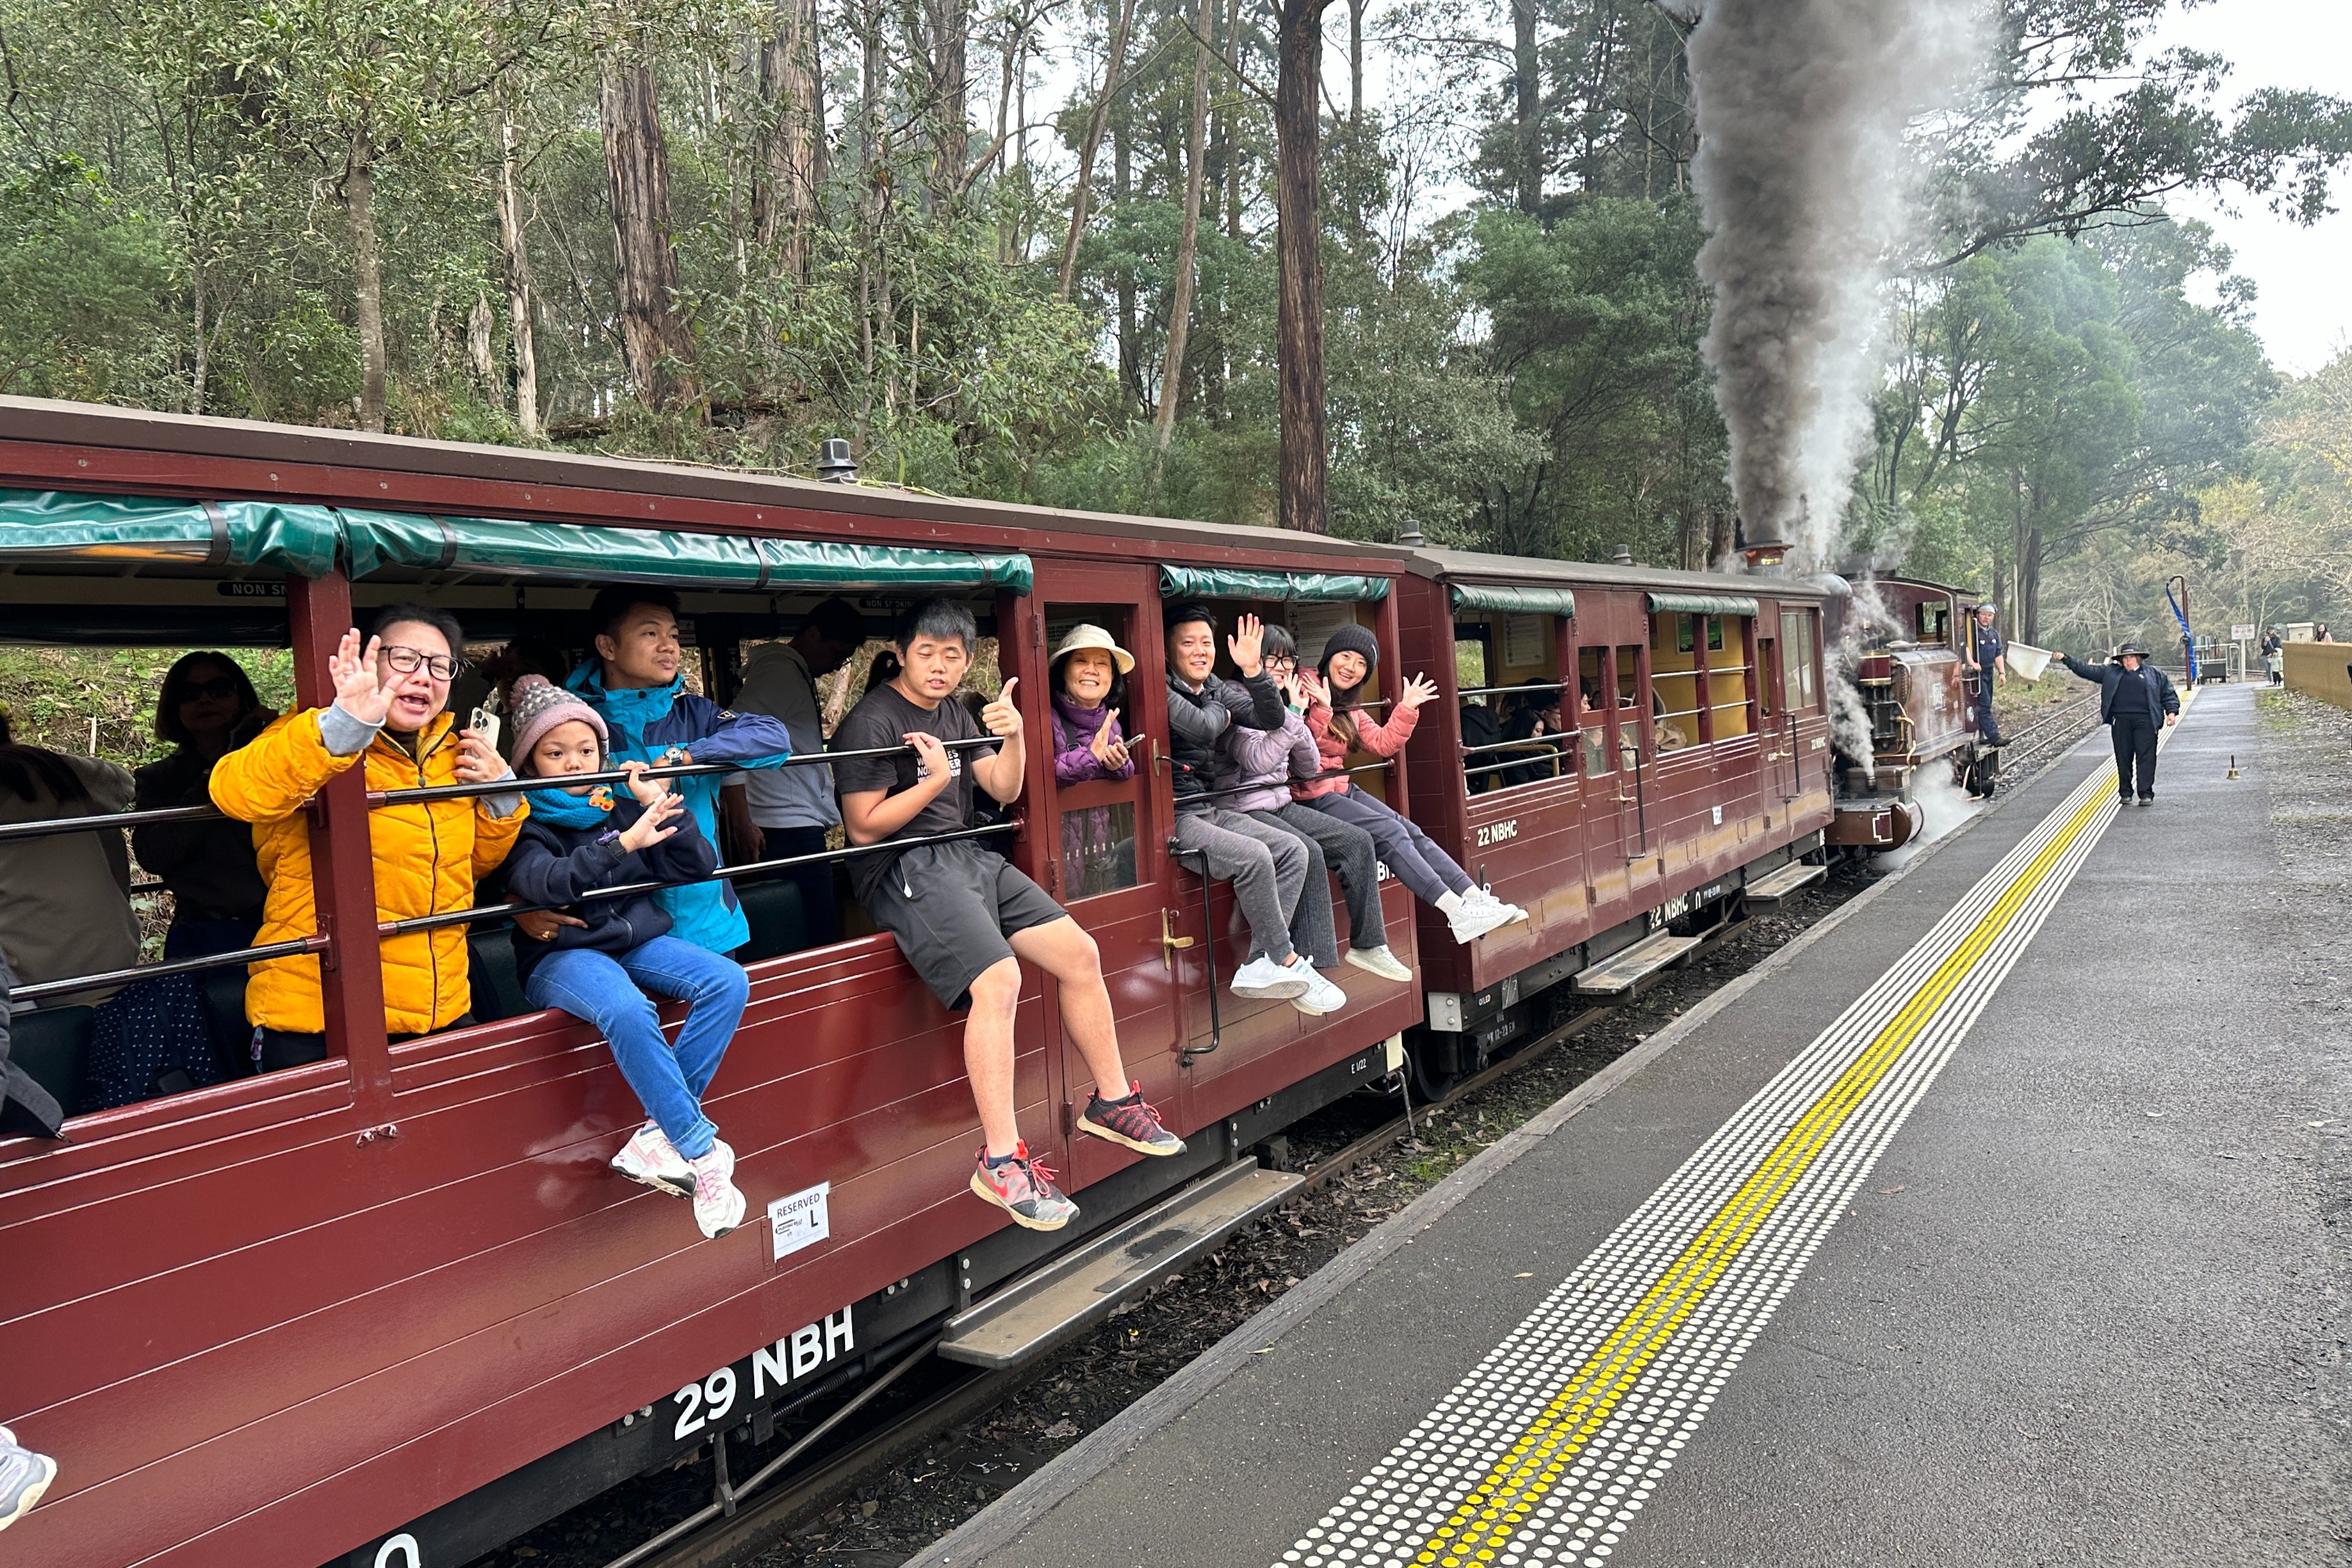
[
  {"xmin": 0, "ymin": 400, "xmax": 1962, "ymax": 1568},
  {"xmin": 1818, "ymin": 572, "xmax": 1994, "ymax": 854}
]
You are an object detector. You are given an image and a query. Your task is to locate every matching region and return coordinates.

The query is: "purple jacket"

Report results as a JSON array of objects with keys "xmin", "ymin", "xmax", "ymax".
[
  {"xmin": 1227, "ymin": 710, "xmax": 1318, "ymax": 813},
  {"xmin": 1051, "ymin": 693, "xmax": 1136, "ymax": 785}
]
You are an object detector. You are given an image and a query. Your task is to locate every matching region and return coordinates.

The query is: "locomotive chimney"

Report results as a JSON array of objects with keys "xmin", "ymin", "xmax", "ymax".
[
  {"xmin": 1737, "ymin": 514, "xmax": 1788, "ymax": 572},
  {"xmin": 1397, "ymin": 518, "xmax": 1425, "ymax": 547},
  {"xmin": 1611, "ymin": 543, "xmax": 1633, "ymax": 565},
  {"xmin": 816, "ymin": 437, "xmax": 858, "ymax": 484}
]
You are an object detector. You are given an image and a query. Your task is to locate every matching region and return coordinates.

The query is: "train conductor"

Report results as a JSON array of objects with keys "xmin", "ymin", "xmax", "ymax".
[
  {"xmin": 1964, "ymin": 602, "xmax": 2007, "ymax": 746},
  {"xmin": 2060, "ymin": 641, "xmax": 2180, "ymax": 807}
]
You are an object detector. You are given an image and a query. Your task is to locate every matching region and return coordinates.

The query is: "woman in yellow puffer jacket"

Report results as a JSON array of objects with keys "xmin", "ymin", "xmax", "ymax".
[{"xmin": 212, "ymin": 606, "xmax": 527, "ymax": 1070}]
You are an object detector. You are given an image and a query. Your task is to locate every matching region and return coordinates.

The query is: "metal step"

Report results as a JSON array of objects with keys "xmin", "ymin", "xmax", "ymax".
[
  {"xmin": 1744, "ymin": 861, "xmax": 1829, "ymax": 907},
  {"xmin": 1572, "ymin": 929, "xmax": 1701, "ymax": 996},
  {"xmin": 938, "ymin": 1160, "xmax": 1305, "ymax": 1370}
]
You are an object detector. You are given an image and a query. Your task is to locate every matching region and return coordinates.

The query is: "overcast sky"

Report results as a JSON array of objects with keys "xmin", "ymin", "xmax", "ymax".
[{"xmin": 2143, "ymin": 0, "xmax": 2352, "ymax": 376}]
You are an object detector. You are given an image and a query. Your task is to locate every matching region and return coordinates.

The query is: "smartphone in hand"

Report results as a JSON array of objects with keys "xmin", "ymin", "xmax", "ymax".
[{"xmin": 469, "ymin": 705, "xmax": 503, "ymax": 753}]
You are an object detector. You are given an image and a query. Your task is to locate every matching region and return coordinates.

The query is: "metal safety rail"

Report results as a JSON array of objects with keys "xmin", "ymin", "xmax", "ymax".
[
  {"xmin": 2, "ymin": 733, "xmax": 1007, "ymax": 1010},
  {"xmin": 1461, "ymin": 735, "xmax": 1573, "ymax": 786}
]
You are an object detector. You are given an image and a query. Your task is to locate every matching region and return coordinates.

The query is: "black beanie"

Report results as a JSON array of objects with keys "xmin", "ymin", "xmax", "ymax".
[{"xmin": 1319, "ymin": 624, "xmax": 1381, "ymax": 681}]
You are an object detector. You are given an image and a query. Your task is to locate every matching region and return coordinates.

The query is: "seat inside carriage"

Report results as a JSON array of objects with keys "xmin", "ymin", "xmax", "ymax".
[{"xmin": 0, "ymin": 489, "xmax": 1022, "ymax": 1112}]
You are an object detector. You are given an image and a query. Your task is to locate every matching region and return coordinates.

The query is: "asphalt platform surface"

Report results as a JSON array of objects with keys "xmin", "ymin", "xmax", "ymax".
[{"xmin": 912, "ymin": 682, "xmax": 2348, "ymax": 1568}]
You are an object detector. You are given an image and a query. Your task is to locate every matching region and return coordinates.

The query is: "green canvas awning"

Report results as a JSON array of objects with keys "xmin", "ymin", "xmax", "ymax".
[
  {"xmin": 1450, "ymin": 583, "xmax": 1576, "ymax": 618},
  {"xmin": 1158, "ymin": 566, "xmax": 1390, "ymax": 603},
  {"xmin": 0, "ymin": 489, "xmax": 341, "ymax": 577},
  {"xmin": 341, "ymin": 510, "xmax": 1033, "ymax": 593},
  {"xmin": 1647, "ymin": 590, "xmax": 1760, "ymax": 617}
]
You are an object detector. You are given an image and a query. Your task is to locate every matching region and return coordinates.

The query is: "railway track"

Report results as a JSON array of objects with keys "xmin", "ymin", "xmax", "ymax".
[{"xmin": 609, "ymin": 906, "xmax": 1779, "ymax": 1568}]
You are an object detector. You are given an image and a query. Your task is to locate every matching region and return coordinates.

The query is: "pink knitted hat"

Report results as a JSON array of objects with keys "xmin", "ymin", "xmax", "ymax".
[{"xmin": 508, "ymin": 674, "xmax": 608, "ymax": 769}]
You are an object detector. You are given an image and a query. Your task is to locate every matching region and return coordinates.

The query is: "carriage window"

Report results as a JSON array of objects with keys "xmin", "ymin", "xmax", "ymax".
[
  {"xmin": 1780, "ymin": 612, "xmax": 1819, "ymax": 711},
  {"xmin": 1917, "ymin": 601, "xmax": 1950, "ymax": 645},
  {"xmin": 1578, "ymin": 645, "xmax": 1612, "ymax": 777},
  {"xmin": 1045, "ymin": 602, "xmax": 1141, "ymax": 899},
  {"xmin": 1650, "ymin": 616, "xmax": 1701, "ymax": 752},
  {"xmin": 1614, "ymin": 644, "xmax": 1646, "ymax": 768},
  {"xmin": 1709, "ymin": 618, "xmax": 1753, "ymax": 739}
]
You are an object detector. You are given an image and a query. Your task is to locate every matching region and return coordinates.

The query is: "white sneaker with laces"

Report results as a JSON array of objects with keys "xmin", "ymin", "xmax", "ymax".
[
  {"xmin": 1290, "ymin": 968, "xmax": 1349, "ymax": 1015},
  {"xmin": 687, "ymin": 1142, "xmax": 746, "ymax": 1239},
  {"xmin": 611, "ymin": 1121, "xmax": 695, "ymax": 1199},
  {"xmin": 1344, "ymin": 945, "xmax": 1414, "ymax": 982},
  {"xmin": 1446, "ymin": 899, "xmax": 1520, "ymax": 943},
  {"xmin": 1231, "ymin": 953, "xmax": 1313, "ymax": 1000}
]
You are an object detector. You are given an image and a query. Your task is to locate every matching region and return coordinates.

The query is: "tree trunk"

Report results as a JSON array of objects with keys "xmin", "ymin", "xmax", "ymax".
[
  {"xmin": 1224, "ymin": 0, "xmax": 1243, "ymax": 242},
  {"xmin": 920, "ymin": 0, "xmax": 970, "ymax": 207},
  {"xmin": 1155, "ymin": 0, "xmax": 1214, "ymax": 458},
  {"xmin": 1113, "ymin": 97, "xmax": 1137, "ymax": 403},
  {"xmin": 1057, "ymin": 0, "xmax": 1138, "ymax": 303},
  {"xmin": 498, "ymin": 106, "xmax": 542, "ymax": 436},
  {"xmin": 191, "ymin": 265, "xmax": 208, "ymax": 416},
  {"xmin": 601, "ymin": 56, "xmax": 697, "ymax": 408},
  {"xmin": 755, "ymin": 0, "xmax": 827, "ymax": 278},
  {"xmin": 466, "ymin": 292, "xmax": 498, "ymax": 393},
  {"xmin": 345, "ymin": 132, "xmax": 388, "ymax": 433},
  {"xmin": 1274, "ymin": 0, "xmax": 1331, "ymax": 532},
  {"xmin": 1512, "ymin": 0, "xmax": 1541, "ymax": 215},
  {"xmin": 1348, "ymin": 0, "xmax": 1364, "ymax": 123}
]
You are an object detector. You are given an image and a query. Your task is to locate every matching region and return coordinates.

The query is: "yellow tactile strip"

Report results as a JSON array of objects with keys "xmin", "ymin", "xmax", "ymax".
[{"xmin": 1279, "ymin": 736, "xmax": 2155, "ymax": 1567}]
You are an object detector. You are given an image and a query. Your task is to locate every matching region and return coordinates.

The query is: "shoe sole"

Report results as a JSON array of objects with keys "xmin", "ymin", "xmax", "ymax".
[
  {"xmin": 612, "ymin": 1155, "xmax": 695, "ymax": 1200},
  {"xmin": 1077, "ymin": 1116, "xmax": 1187, "ymax": 1156},
  {"xmin": 1343, "ymin": 952, "xmax": 1413, "ymax": 982},
  {"xmin": 0, "ymin": 1455, "xmax": 56, "ymax": 1529},
  {"xmin": 1232, "ymin": 978, "xmax": 1313, "ymax": 1000},
  {"xmin": 968, "ymin": 1170, "xmax": 1074, "ymax": 1230}
]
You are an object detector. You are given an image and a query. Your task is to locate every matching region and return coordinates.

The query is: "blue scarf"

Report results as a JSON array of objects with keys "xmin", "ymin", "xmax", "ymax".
[{"xmin": 524, "ymin": 782, "xmax": 615, "ymax": 829}]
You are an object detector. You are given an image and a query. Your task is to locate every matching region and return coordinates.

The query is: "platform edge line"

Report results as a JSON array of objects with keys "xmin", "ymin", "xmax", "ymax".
[{"xmin": 903, "ymin": 742, "xmax": 2115, "ymax": 1568}]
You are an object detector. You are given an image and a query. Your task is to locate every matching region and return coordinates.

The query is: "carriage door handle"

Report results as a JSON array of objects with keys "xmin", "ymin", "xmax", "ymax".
[{"xmin": 1160, "ymin": 909, "xmax": 1196, "ymax": 971}]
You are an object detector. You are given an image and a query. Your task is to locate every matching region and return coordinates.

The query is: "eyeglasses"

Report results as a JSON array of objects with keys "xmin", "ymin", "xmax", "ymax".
[
  {"xmin": 176, "ymin": 676, "xmax": 241, "ymax": 702},
  {"xmin": 1265, "ymin": 655, "xmax": 1298, "ymax": 670},
  {"xmin": 379, "ymin": 645, "xmax": 466, "ymax": 681}
]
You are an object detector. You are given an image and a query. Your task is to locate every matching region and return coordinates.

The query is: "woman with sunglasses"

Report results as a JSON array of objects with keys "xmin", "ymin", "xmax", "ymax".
[
  {"xmin": 131, "ymin": 653, "xmax": 277, "ymax": 960},
  {"xmin": 212, "ymin": 604, "xmax": 527, "ymax": 1071}
]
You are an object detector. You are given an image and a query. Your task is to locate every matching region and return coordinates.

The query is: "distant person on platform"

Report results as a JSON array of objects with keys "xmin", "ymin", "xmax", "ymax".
[
  {"xmin": 2263, "ymin": 629, "xmax": 2284, "ymax": 684},
  {"xmin": 2060, "ymin": 641, "xmax": 2179, "ymax": 808},
  {"xmin": 1964, "ymin": 603, "xmax": 2008, "ymax": 748}
]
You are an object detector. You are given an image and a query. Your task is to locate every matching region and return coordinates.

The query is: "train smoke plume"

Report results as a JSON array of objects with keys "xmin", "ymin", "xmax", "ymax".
[{"xmin": 1685, "ymin": 0, "xmax": 1985, "ymax": 568}]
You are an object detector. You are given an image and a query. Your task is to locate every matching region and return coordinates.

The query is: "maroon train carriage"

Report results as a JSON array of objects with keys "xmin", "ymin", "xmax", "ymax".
[
  {"xmin": 1388, "ymin": 550, "xmax": 1837, "ymax": 1091},
  {"xmin": 0, "ymin": 401, "xmax": 1432, "ymax": 1568},
  {"xmin": 1819, "ymin": 574, "xmax": 1989, "ymax": 853}
]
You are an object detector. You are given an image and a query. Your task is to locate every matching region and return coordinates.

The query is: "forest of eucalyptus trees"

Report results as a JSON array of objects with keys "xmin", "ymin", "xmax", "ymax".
[{"xmin": 0, "ymin": 0, "xmax": 2349, "ymax": 642}]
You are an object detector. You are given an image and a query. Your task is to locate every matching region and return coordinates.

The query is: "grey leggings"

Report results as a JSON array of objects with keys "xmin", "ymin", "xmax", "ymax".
[
  {"xmin": 1308, "ymin": 786, "xmax": 1473, "ymax": 906},
  {"xmin": 1171, "ymin": 806, "xmax": 1338, "ymax": 967},
  {"xmin": 1252, "ymin": 801, "xmax": 1387, "ymax": 953}
]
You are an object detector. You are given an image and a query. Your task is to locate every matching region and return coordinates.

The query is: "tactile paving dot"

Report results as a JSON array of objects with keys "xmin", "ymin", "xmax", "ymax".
[{"xmin": 1279, "ymin": 764, "xmax": 2128, "ymax": 1566}]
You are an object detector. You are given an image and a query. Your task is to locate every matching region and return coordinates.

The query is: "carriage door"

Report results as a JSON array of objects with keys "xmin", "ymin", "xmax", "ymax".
[{"xmin": 1029, "ymin": 562, "xmax": 1183, "ymax": 1189}]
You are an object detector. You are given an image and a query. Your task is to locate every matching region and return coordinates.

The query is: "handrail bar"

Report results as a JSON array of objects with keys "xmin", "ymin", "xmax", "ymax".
[
  {"xmin": 1173, "ymin": 759, "xmax": 1393, "ymax": 809},
  {"xmin": 378, "ymin": 821, "xmax": 1021, "ymax": 938},
  {"xmin": 1458, "ymin": 735, "xmax": 1575, "ymax": 757},
  {"xmin": 0, "ymin": 800, "xmax": 221, "ymax": 844},
  {"xmin": 1456, "ymin": 681, "xmax": 1570, "ymax": 699},
  {"xmin": 11, "ymin": 934, "xmax": 328, "ymax": 1009},
  {"xmin": 1464, "ymin": 756, "xmax": 1566, "ymax": 783}
]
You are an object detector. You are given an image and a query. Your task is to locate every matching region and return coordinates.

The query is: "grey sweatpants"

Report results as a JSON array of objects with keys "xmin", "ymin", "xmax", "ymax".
[
  {"xmin": 1251, "ymin": 801, "xmax": 1386, "ymax": 953},
  {"xmin": 1171, "ymin": 806, "xmax": 1336, "ymax": 968}
]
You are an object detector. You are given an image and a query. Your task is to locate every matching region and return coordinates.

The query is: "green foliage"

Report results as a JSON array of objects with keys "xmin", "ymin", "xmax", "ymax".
[{"xmin": 0, "ymin": 159, "xmax": 178, "ymax": 402}]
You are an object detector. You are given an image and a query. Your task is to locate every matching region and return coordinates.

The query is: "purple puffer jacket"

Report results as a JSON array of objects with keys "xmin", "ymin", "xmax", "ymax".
[
  {"xmin": 1051, "ymin": 692, "xmax": 1137, "ymax": 785},
  {"xmin": 1226, "ymin": 709, "xmax": 1319, "ymax": 813}
]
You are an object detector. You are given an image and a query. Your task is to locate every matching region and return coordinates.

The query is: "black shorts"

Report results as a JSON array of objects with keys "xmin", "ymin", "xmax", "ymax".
[{"xmin": 858, "ymin": 840, "xmax": 1069, "ymax": 1010}]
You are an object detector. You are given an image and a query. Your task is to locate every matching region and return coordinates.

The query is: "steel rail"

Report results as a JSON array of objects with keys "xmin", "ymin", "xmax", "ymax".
[{"xmin": 11, "ymin": 934, "xmax": 328, "ymax": 1007}]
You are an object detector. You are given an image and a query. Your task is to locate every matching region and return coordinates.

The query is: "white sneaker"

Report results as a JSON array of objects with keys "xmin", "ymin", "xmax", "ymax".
[
  {"xmin": 1290, "ymin": 968, "xmax": 1349, "ymax": 1015},
  {"xmin": 688, "ymin": 1142, "xmax": 746, "ymax": 1239},
  {"xmin": 1447, "ymin": 899, "xmax": 1521, "ymax": 943},
  {"xmin": 612, "ymin": 1121, "xmax": 695, "ymax": 1199},
  {"xmin": 1345, "ymin": 945, "xmax": 1414, "ymax": 982},
  {"xmin": 1231, "ymin": 953, "xmax": 1312, "ymax": 1000}
]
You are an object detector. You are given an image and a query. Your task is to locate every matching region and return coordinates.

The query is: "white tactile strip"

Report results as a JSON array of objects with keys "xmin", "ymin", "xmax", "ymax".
[{"xmin": 1279, "ymin": 746, "xmax": 2147, "ymax": 1568}]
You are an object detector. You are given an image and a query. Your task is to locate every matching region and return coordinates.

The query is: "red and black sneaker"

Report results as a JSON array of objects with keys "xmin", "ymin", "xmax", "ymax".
[
  {"xmin": 1078, "ymin": 1082, "xmax": 1186, "ymax": 1156},
  {"xmin": 969, "ymin": 1141, "xmax": 1079, "ymax": 1231}
]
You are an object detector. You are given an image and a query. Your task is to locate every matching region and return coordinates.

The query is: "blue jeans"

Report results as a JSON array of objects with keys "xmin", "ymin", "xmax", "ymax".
[{"xmin": 524, "ymin": 936, "xmax": 750, "ymax": 1160}]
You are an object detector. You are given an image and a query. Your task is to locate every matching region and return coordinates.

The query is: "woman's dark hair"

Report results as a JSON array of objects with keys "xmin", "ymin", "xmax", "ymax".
[
  {"xmin": 893, "ymin": 597, "xmax": 977, "ymax": 653},
  {"xmin": 0, "ymin": 706, "xmax": 93, "ymax": 806},
  {"xmin": 367, "ymin": 601, "xmax": 466, "ymax": 653},
  {"xmin": 154, "ymin": 651, "xmax": 260, "ymax": 747},
  {"xmin": 1261, "ymin": 625, "xmax": 1298, "ymax": 662}
]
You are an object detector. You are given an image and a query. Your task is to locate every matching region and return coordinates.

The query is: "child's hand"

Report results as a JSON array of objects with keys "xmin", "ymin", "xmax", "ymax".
[
  {"xmin": 1298, "ymin": 667, "xmax": 1328, "ymax": 705},
  {"xmin": 618, "ymin": 758, "xmax": 667, "ymax": 808},
  {"xmin": 1398, "ymin": 673, "xmax": 1439, "ymax": 711},
  {"xmin": 618, "ymin": 789, "xmax": 686, "ymax": 852}
]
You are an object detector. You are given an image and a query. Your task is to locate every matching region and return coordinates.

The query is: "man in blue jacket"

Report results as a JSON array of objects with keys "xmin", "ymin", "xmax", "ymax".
[
  {"xmin": 569, "ymin": 586, "xmax": 795, "ymax": 954},
  {"xmin": 2060, "ymin": 641, "xmax": 2180, "ymax": 807}
]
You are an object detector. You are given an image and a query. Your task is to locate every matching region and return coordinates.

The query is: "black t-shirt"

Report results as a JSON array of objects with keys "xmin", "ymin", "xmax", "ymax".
[
  {"xmin": 833, "ymin": 681, "xmax": 1000, "ymax": 900},
  {"xmin": 2112, "ymin": 664, "xmax": 2151, "ymax": 721}
]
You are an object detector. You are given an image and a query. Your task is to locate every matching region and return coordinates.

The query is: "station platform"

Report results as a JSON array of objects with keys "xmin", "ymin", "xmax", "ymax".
[{"xmin": 908, "ymin": 681, "xmax": 2349, "ymax": 1568}]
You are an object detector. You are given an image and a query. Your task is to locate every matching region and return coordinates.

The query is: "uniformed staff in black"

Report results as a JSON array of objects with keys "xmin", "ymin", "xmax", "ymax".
[
  {"xmin": 1964, "ymin": 602, "xmax": 2007, "ymax": 746},
  {"xmin": 2060, "ymin": 641, "xmax": 2180, "ymax": 807}
]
